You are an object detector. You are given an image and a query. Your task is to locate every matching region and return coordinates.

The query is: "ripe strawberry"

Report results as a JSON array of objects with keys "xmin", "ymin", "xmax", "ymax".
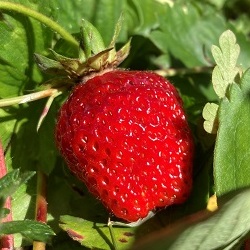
[
  {"xmin": 35, "ymin": 19, "xmax": 194, "ymax": 222},
  {"xmin": 55, "ymin": 69, "xmax": 194, "ymax": 222}
]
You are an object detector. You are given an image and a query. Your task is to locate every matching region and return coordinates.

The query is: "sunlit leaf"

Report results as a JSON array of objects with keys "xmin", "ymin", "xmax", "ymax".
[
  {"xmin": 214, "ymin": 68, "xmax": 250, "ymax": 196},
  {"xmin": 211, "ymin": 30, "xmax": 240, "ymax": 98},
  {"xmin": 0, "ymin": 220, "xmax": 54, "ymax": 243},
  {"xmin": 59, "ymin": 215, "xmax": 136, "ymax": 250}
]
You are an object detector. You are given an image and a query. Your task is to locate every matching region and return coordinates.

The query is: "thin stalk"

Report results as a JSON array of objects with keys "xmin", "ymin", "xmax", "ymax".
[
  {"xmin": 0, "ymin": 1, "xmax": 78, "ymax": 47},
  {"xmin": 36, "ymin": 90, "xmax": 63, "ymax": 131},
  {"xmin": 0, "ymin": 140, "xmax": 14, "ymax": 250},
  {"xmin": 108, "ymin": 218, "xmax": 118, "ymax": 250},
  {"xmin": 0, "ymin": 88, "xmax": 61, "ymax": 107},
  {"xmin": 33, "ymin": 171, "xmax": 47, "ymax": 250}
]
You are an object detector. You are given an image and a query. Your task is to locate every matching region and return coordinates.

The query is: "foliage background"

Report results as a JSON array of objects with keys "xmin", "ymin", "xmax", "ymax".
[{"xmin": 0, "ymin": 0, "xmax": 250, "ymax": 249}]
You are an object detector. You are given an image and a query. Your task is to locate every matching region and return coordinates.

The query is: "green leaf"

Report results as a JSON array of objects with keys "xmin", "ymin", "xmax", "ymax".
[
  {"xmin": 132, "ymin": 188, "xmax": 250, "ymax": 250},
  {"xmin": 8, "ymin": 101, "xmax": 58, "ymax": 175},
  {"xmin": 150, "ymin": 2, "xmax": 227, "ymax": 67},
  {"xmin": 59, "ymin": 215, "xmax": 136, "ymax": 250},
  {"xmin": 0, "ymin": 0, "xmax": 53, "ymax": 98},
  {"xmin": 214, "ymin": 68, "xmax": 250, "ymax": 196},
  {"xmin": 0, "ymin": 220, "xmax": 54, "ymax": 243},
  {"xmin": 125, "ymin": 0, "xmax": 165, "ymax": 37},
  {"xmin": 0, "ymin": 169, "xmax": 35, "ymax": 200},
  {"xmin": 49, "ymin": 0, "xmax": 96, "ymax": 33},
  {"xmin": 52, "ymin": 0, "xmax": 125, "ymax": 45},
  {"xmin": 211, "ymin": 30, "xmax": 240, "ymax": 98}
]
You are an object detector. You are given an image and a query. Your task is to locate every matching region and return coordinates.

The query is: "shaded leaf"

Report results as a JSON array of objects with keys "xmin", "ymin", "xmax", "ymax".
[
  {"xmin": 132, "ymin": 188, "xmax": 250, "ymax": 250},
  {"xmin": 0, "ymin": 169, "xmax": 35, "ymax": 200},
  {"xmin": 0, "ymin": 220, "xmax": 54, "ymax": 243},
  {"xmin": 9, "ymin": 101, "xmax": 58, "ymax": 175},
  {"xmin": 214, "ymin": 68, "xmax": 250, "ymax": 196}
]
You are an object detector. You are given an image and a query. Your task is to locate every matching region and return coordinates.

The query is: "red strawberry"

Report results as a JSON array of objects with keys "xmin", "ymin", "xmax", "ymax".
[
  {"xmin": 55, "ymin": 69, "xmax": 194, "ymax": 222},
  {"xmin": 34, "ymin": 19, "xmax": 194, "ymax": 222}
]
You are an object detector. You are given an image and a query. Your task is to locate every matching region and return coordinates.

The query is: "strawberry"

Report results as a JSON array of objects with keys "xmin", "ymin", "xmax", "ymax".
[
  {"xmin": 55, "ymin": 69, "xmax": 194, "ymax": 222},
  {"xmin": 36, "ymin": 19, "xmax": 194, "ymax": 222}
]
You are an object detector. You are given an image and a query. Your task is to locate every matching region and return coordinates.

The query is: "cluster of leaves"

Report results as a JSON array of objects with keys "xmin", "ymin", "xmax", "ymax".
[{"xmin": 0, "ymin": 0, "xmax": 250, "ymax": 249}]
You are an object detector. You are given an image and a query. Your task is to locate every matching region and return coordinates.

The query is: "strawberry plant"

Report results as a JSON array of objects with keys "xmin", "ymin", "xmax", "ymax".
[{"xmin": 0, "ymin": 0, "xmax": 250, "ymax": 250}]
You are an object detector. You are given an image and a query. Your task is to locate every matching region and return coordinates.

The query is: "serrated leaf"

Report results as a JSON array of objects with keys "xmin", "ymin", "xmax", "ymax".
[
  {"xmin": 59, "ymin": 215, "xmax": 136, "ymax": 250},
  {"xmin": 211, "ymin": 30, "xmax": 240, "ymax": 98},
  {"xmin": 0, "ymin": 220, "xmax": 54, "ymax": 243},
  {"xmin": 214, "ymin": 68, "xmax": 250, "ymax": 196},
  {"xmin": 218, "ymin": 30, "xmax": 240, "ymax": 68},
  {"xmin": 0, "ymin": 169, "xmax": 35, "ymax": 200},
  {"xmin": 202, "ymin": 102, "xmax": 219, "ymax": 134},
  {"xmin": 132, "ymin": 188, "xmax": 250, "ymax": 250}
]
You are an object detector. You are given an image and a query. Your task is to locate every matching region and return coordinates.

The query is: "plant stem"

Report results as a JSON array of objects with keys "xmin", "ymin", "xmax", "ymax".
[
  {"xmin": 0, "ymin": 1, "xmax": 78, "ymax": 47},
  {"xmin": 0, "ymin": 88, "xmax": 61, "ymax": 107},
  {"xmin": 33, "ymin": 171, "xmax": 47, "ymax": 250},
  {"xmin": 108, "ymin": 218, "xmax": 118, "ymax": 250},
  {"xmin": 36, "ymin": 90, "xmax": 63, "ymax": 131},
  {"xmin": 0, "ymin": 140, "xmax": 14, "ymax": 250}
]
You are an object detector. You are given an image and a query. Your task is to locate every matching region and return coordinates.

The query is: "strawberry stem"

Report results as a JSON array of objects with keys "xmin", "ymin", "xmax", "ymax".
[
  {"xmin": 0, "ymin": 139, "xmax": 14, "ymax": 250},
  {"xmin": 0, "ymin": 88, "xmax": 62, "ymax": 107},
  {"xmin": 0, "ymin": 1, "xmax": 78, "ymax": 48},
  {"xmin": 108, "ymin": 218, "xmax": 118, "ymax": 250}
]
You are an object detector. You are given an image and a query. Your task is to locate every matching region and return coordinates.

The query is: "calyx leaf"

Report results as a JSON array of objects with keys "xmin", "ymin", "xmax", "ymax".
[{"xmin": 35, "ymin": 16, "xmax": 131, "ymax": 85}]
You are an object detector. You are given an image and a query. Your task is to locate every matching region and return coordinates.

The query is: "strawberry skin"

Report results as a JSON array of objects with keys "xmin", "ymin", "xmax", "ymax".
[{"xmin": 55, "ymin": 69, "xmax": 194, "ymax": 222}]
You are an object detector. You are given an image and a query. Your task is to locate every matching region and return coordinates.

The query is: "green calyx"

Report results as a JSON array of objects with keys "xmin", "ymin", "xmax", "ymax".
[{"xmin": 35, "ymin": 16, "xmax": 131, "ymax": 83}]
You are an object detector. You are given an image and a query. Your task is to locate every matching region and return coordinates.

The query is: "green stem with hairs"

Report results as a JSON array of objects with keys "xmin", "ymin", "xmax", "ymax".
[{"xmin": 0, "ymin": 1, "xmax": 78, "ymax": 47}]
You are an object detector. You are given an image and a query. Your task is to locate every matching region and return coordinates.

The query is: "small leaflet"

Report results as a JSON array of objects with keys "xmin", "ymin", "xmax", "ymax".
[
  {"xmin": 211, "ymin": 30, "xmax": 240, "ymax": 98},
  {"xmin": 203, "ymin": 30, "xmax": 240, "ymax": 134},
  {"xmin": 202, "ymin": 103, "xmax": 219, "ymax": 134}
]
